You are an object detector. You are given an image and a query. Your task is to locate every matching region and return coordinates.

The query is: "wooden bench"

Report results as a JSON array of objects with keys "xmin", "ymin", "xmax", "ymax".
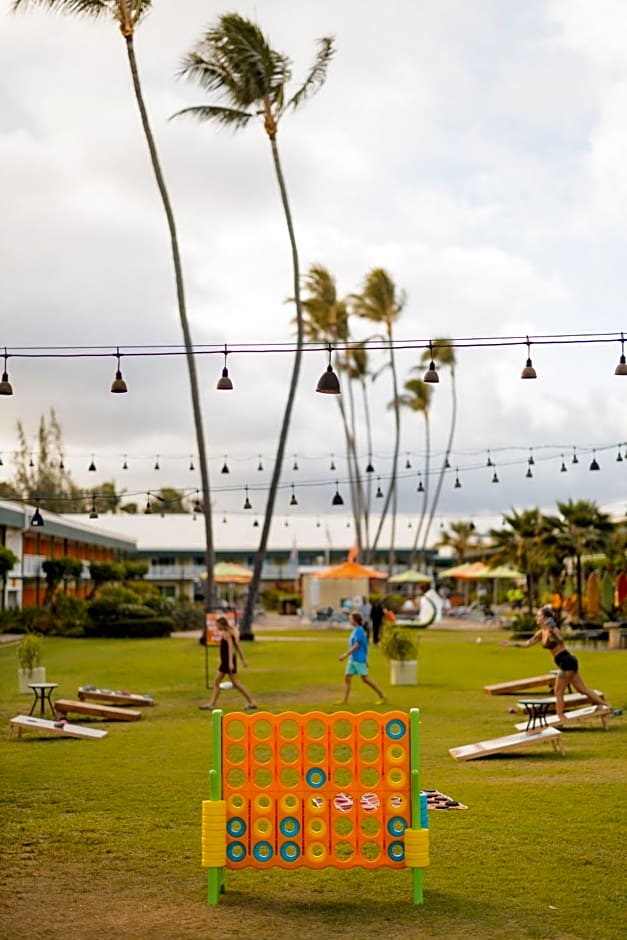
[
  {"xmin": 77, "ymin": 687, "xmax": 154, "ymax": 706},
  {"xmin": 449, "ymin": 727, "xmax": 564, "ymax": 761},
  {"xmin": 54, "ymin": 699, "xmax": 141, "ymax": 722},
  {"xmin": 484, "ymin": 673, "xmax": 557, "ymax": 695},
  {"xmin": 9, "ymin": 715, "xmax": 108, "ymax": 740},
  {"xmin": 515, "ymin": 705, "xmax": 611, "ymax": 732}
]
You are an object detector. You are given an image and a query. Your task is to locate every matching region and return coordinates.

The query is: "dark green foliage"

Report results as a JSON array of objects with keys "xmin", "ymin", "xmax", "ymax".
[{"xmin": 84, "ymin": 616, "xmax": 173, "ymax": 638}]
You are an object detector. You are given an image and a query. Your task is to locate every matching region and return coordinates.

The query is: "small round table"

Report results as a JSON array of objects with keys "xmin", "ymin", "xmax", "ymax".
[{"xmin": 28, "ymin": 682, "xmax": 58, "ymax": 717}]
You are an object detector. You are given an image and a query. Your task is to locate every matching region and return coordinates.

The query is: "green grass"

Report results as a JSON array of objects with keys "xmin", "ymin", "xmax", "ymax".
[{"xmin": 1, "ymin": 629, "xmax": 625, "ymax": 940}]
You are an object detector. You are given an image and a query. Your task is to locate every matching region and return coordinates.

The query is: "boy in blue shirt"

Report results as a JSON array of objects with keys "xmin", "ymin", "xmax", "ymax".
[{"xmin": 338, "ymin": 611, "xmax": 385, "ymax": 705}]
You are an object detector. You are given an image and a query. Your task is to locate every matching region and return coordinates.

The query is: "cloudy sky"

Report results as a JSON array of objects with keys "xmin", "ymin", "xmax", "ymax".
[{"xmin": 0, "ymin": 0, "xmax": 626, "ymax": 539}]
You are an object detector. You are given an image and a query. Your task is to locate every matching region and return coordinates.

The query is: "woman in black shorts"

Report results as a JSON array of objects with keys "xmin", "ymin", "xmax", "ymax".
[
  {"xmin": 501, "ymin": 606, "xmax": 610, "ymax": 723},
  {"xmin": 199, "ymin": 616, "xmax": 257, "ymax": 711}
]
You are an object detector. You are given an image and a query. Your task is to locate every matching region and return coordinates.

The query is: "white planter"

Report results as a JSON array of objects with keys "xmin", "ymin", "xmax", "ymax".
[
  {"xmin": 389, "ymin": 659, "xmax": 418, "ymax": 686},
  {"xmin": 18, "ymin": 666, "xmax": 46, "ymax": 694}
]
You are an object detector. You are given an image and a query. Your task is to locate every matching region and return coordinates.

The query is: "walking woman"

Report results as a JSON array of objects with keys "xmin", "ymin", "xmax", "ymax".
[
  {"xmin": 500, "ymin": 606, "xmax": 610, "ymax": 723},
  {"xmin": 199, "ymin": 617, "xmax": 257, "ymax": 711}
]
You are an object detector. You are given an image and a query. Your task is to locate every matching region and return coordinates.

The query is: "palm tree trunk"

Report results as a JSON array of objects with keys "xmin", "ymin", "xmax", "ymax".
[
  {"xmin": 575, "ymin": 553, "xmax": 583, "ymax": 621},
  {"xmin": 421, "ymin": 369, "xmax": 457, "ymax": 559},
  {"xmin": 124, "ymin": 35, "xmax": 215, "ymax": 614},
  {"xmin": 360, "ymin": 375, "xmax": 373, "ymax": 558},
  {"xmin": 409, "ymin": 416, "xmax": 430, "ymax": 567},
  {"xmin": 240, "ymin": 135, "xmax": 303, "ymax": 639},
  {"xmin": 337, "ymin": 394, "xmax": 363, "ymax": 555},
  {"xmin": 370, "ymin": 333, "xmax": 401, "ymax": 567}
]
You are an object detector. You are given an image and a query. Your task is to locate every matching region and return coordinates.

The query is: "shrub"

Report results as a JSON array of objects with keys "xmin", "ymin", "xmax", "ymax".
[
  {"xmin": 379, "ymin": 625, "xmax": 418, "ymax": 661},
  {"xmin": 85, "ymin": 617, "xmax": 173, "ymax": 638},
  {"xmin": 16, "ymin": 632, "xmax": 43, "ymax": 671},
  {"xmin": 383, "ymin": 593, "xmax": 404, "ymax": 613},
  {"xmin": 172, "ymin": 601, "xmax": 204, "ymax": 632},
  {"xmin": 260, "ymin": 588, "xmax": 280, "ymax": 611}
]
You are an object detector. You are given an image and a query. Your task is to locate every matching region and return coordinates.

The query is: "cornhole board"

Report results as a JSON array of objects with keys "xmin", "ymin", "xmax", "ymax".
[
  {"xmin": 515, "ymin": 690, "xmax": 603, "ymax": 713},
  {"xmin": 449, "ymin": 727, "xmax": 563, "ymax": 761},
  {"xmin": 484, "ymin": 673, "xmax": 556, "ymax": 695},
  {"xmin": 515, "ymin": 706, "xmax": 611, "ymax": 732},
  {"xmin": 78, "ymin": 686, "xmax": 154, "ymax": 706},
  {"xmin": 54, "ymin": 699, "xmax": 141, "ymax": 722},
  {"xmin": 9, "ymin": 715, "xmax": 108, "ymax": 740}
]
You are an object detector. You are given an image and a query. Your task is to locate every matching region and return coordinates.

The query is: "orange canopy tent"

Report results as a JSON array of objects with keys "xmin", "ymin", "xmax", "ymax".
[{"xmin": 315, "ymin": 561, "xmax": 388, "ymax": 580}]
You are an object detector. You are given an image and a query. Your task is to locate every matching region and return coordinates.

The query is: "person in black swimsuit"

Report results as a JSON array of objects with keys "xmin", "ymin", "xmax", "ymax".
[
  {"xmin": 500, "ymin": 606, "xmax": 610, "ymax": 722},
  {"xmin": 199, "ymin": 617, "xmax": 257, "ymax": 711}
]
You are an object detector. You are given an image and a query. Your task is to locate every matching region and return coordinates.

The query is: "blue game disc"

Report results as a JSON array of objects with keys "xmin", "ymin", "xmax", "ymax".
[
  {"xmin": 387, "ymin": 815, "xmax": 408, "ymax": 836},
  {"xmin": 252, "ymin": 841, "xmax": 274, "ymax": 862},
  {"xmin": 226, "ymin": 817, "xmax": 246, "ymax": 838},
  {"xmin": 385, "ymin": 718, "xmax": 407, "ymax": 740},
  {"xmin": 279, "ymin": 841, "xmax": 301, "ymax": 862},
  {"xmin": 388, "ymin": 840, "xmax": 405, "ymax": 861},
  {"xmin": 226, "ymin": 841, "xmax": 246, "ymax": 862},
  {"xmin": 305, "ymin": 767, "xmax": 327, "ymax": 788},
  {"xmin": 279, "ymin": 816, "xmax": 301, "ymax": 837}
]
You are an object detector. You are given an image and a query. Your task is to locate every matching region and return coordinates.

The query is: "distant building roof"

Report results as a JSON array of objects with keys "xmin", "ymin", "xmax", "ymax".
[{"xmin": 0, "ymin": 498, "xmax": 136, "ymax": 552}]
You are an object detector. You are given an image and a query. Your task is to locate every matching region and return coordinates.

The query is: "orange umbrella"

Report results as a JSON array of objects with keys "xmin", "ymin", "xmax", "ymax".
[
  {"xmin": 445, "ymin": 562, "xmax": 490, "ymax": 579},
  {"xmin": 315, "ymin": 560, "xmax": 388, "ymax": 580}
]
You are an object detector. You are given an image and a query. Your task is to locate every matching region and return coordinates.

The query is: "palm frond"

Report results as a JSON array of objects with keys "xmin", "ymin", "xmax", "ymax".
[
  {"xmin": 286, "ymin": 36, "xmax": 335, "ymax": 112},
  {"xmin": 12, "ymin": 0, "xmax": 109, "ymax": 14},
  {"xmin": 170, "ymin": 104, "xmax": 253, "ymax": 130},
  {"xmin": 181, "ymin": 14, "xmax": 291, "ymax": 113}
]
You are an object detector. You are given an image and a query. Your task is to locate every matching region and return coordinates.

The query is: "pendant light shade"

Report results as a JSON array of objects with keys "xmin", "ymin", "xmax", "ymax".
[
  {"xmin": 289, "ymin": 485, "xmax": 298, "ymax": 506},
  {"xmin": 615, "ymin": 333, "xmax": 627, "ymax": 375},
  {"xmin": 89, "ymin": 494, "xmax": 98, "ymax": 519},
  {"xmin": 216, "ymin": 345, "xmax": 233, "ymax": 390},
  {"xmin": 88, "ymin": 457, "xmax": 97, "ymax": 472},
  {"xmin": 376, "ymin": 478, "xmax": 383, "ymax": 498},
  {"xmin": 243, "ymin": 485, "xmax": 252, "ymax": 510},
  {"xmin": 332, "ymin": 482, "xmax": 344, "ymax": 506},
  {"xmin": 221, "ymin": 456, "xmax": 230, "ymax": 474},
  {"xmin": 316, "ymin": 344, "xmax": 341, "ymax": 394},
  {"xmin": 110, "ymin": 347, "xmax": 128, "ymax": 393},
  {"xmin": 0, "ymin": 348, "xmax": 13, "ymax": 395},
  {"xmin": 423, "ymin": 341, "xmax": 439, "ymax": 383},
  {"xmin": 30, "ymin": 504, "xmax": 44, "ymax": 527},
  {"xmin": 589, "ymin": 451, "xmax": 600, "ymax": 471},
  {"xmin": 521, "ymin": 336, "xmax": 537, "ymax": 379}
]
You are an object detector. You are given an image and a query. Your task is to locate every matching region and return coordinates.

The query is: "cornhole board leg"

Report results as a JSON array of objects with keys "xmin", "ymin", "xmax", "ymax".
[
  {"xmin": 449, "ymin": 727, "xmax": 563, "ymax": 761},
  {"xmin": 483, "ymin": 673, "xmax": 557, "ymax": 695},
  {"xmin": 9, "ymin": 715, "xmax": 108, "ymax": 739},
  {"xmin": 515, "ymin": 706, "xmax": 610, "ymax": 732}
]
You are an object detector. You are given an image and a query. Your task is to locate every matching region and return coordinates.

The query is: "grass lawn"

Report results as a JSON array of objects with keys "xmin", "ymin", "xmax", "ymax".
[{"xmin": 0, "ymin": 626, "xmax": 625, "ymax": 940}]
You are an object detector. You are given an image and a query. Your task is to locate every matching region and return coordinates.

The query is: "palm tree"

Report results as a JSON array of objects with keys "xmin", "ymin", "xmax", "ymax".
[
  {"xmin": 548, "ymin": 499, "xmax": 615, "ymax": 621},
  {"xmin": 299, "ymin": 266, "xmax": 365, "ymax": 551},
  {"xmin": 419, "ymin": 338, "xmax": 457, "ymax": 558},
  {"xmin": 437, "ymin": 520, "xmax": 477, "ymax": 564},
  {"xmin": 174, "ymin": 14, "xmax": 334, "ymax": 638},
  {"xmin": 352, "ymin": 269, "xmax": 405, "ymax": 568},
  {"xmin": 392, "ymin": 376, "xmax": 432, "ymax": 566},
  {"xmin": 488, "ymin": 508, "xmax": 550, "ymax": 613},
  {"xmin": 13, "ymin": 0, "xmax": 217, "ymax": 614}
]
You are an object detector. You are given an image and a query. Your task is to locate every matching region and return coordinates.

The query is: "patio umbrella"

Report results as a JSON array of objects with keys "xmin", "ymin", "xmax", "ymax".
[
  {"xmin": 315, "ymin": 560, "xmax": 388, "ymax": 580},
  {"xmin": 444, "ymin": 562, "xmax": 490, "ymax": 579},
  {"xmin": 388, "ymin": 569, "xmax": 432, "ymax": 584},
  {"xmin": 213, "ymin": 561, "xmax": 253, "ymax": 584},
  {"xmin": 485, "ymin": 565, "xmax": 525, "ymax": 580}
]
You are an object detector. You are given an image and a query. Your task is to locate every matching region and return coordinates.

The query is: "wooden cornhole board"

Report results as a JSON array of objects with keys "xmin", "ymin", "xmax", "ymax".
[
  {"xmin": 515, "ymin": 690, "xmax": 603, "ymax": 713},
  {"xmin": 449, "ymin": 726, "xmax": 563, "ymax": 761},
  {"xmin": 78, "ymin": 687, "xmax": 154, "ymax": 706},
  {"xmin": 54, "ymin": 699, "xmax": 141, "ymax": 722},
  {"xmin": 9, "ymin": 715, "xmax": 108, "ymax": 740},
  {"xmin": 484, "ymin": 673, "xmax": 556, "ymax": 695},
  {"xmin": 515, "ymin": 705, "xmax": 611, "ymax": 732}
]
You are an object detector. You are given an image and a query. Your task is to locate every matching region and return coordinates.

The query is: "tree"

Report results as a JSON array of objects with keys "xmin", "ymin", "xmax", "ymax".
[
  {"xmin": 419, "ymin": 339, "xmax": 457, "ymax": 557},
  {"xmin": 549, "ymin": 499, "xmax": 615, "ymax": 621},
  {"xmin": 437, "ymin": 520, "xmax": 477, "ymax": 564},
  {"xmin": 13, "ymin": 0, "xmax": 216, "ymax": 616},
  {"xmin": 88, "ymin": 561, "xmax": 124, "ymax": 598},
  {"xmin": 393, "ymin": 377, "xmax": 432, "ymax": 566},
  {"xmin": 175, "ymin": 13, "xmax": 334, "ymax": 638},
  {"xmin": 13, "ymin": 410, "xmax": 82, "ymax": 512},
  {"xmin": 0, "ymin": 545, "xmax": 19, "ymax": 611},
  {"xmin": 488, "ymin": 508, "xmax": 550, "ymax": 613},
  {"xmin": 352, "ymin": 269, "xmax": 406, "ymax": 567}
]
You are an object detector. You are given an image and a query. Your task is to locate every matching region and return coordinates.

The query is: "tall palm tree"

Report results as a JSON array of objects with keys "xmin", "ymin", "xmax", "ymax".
[
  {"xmin": 299, "ymin": 266, "xmax": 365, "ymax": 551},
  {"xmin": 174, "ymin": 14, "xmax": 334, "ymax": 638},
  {"xmin": 352, "ymin": 269, "xmax": 405, "ymax": 568},
  {"xmin": 548, "ymin": 499, "xmax": 615, "ymax": 621},
  {"xmin": 392, "ymin": 376, "xmax": 432, "ymax": 567},
  {"xmin": 437, "ymin": 520, "xmax": 477, "ymax": 564},
  {"xmin": 13, "ymin": 0, "xmax": 217, "ymax": 613},
  {"xmin": 419, "ymin": 338, "xmax": 457, "ymax": 558}
]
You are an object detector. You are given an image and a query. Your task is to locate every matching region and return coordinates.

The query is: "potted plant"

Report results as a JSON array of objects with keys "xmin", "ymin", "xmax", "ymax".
[
  {"xmin": 379, "ymin": 623, "xmax": 419, "ymax": 685},
  {"xmin": 17, "ymin": 632, "xmax": 46, "ymax": 694}
]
